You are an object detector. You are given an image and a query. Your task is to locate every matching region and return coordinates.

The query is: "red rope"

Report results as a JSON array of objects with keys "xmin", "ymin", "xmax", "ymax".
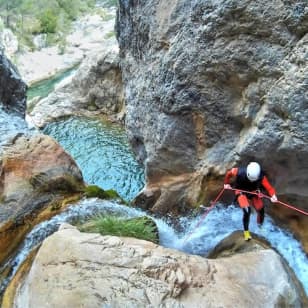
[
  {"xmin": 226, "ymin": 187, "xmax": 308, "ymax": 216},
  {"xmin": 183, "ymin": 188, "xmax": 225, "ymax": 243},
  {"xmin": 183, "ymin": 186, "xmax": 308, "ymax": 244}
]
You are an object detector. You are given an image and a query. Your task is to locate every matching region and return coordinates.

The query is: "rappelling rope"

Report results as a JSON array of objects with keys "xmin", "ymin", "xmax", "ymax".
[
  {"xmin": 183, "ymin": 186, "xmax": 308, "ymax": 244},
  {"xmin": 226, "ymin": 187, "xmax": 308, "ymax": 216},
  {"xmin": 182, "ymin": 187, "xmax": 225, "ymax": 243}
]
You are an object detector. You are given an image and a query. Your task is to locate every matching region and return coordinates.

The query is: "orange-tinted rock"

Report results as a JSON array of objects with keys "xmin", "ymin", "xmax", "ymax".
[{"xmin": 0, "ymin": 133, "xmax": 84, "ymax": 264}]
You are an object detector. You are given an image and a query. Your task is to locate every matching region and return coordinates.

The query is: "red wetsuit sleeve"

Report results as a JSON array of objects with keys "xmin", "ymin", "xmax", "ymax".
[
  {"xmin": 224, "ymin": 168, "xmax": 238, "ymax": 184},
  {"xmin": 261, "ymin": 176, "xmax": 276, "ymax": 196}
]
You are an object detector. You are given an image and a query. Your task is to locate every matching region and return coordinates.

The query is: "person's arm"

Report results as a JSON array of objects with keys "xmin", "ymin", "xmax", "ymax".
[
  {"xmin": 261, "ymin": 176, "xmax": 277, "ymax": 202},
  {"xmin": 224, "ymin": 168, "xmax": 238, "ymax": 188}
]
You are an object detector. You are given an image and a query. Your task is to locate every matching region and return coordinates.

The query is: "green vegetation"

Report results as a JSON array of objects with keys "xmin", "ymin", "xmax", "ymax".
[
  {"xmin": 78, "ymin": 215, "xmax": 159, "ymax": 243},
  {"xmin": 0, "ymin": 0, "xmax": 96, "ymax": 50},
  {"xmin": 83, "ymin": 185, "xmax": 121, "ymax": 200},
  {"xmin": 39, "ymin": 9, "xmax": 57, "ymax": 33}
]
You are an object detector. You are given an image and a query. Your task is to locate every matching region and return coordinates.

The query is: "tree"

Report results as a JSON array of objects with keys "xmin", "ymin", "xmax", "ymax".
[{"xmin": 39, "ymin": 9, "xmax": 57, "ymax": 33}]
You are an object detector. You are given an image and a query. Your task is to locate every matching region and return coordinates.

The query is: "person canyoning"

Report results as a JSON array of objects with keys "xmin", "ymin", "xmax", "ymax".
[{"xmin": 224, "ymin": 162, "xmax": 278, "ymax": 241}]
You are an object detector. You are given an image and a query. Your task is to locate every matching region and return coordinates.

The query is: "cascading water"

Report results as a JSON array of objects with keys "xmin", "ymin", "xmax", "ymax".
[
  {"xmin": 41, "ymin": 115, "xmax": 307, "ymax": 295},
  {"xmin": 3, "ymin": 198, "xmax": 308, "ymax": 295},
  {"xmin": 2, "ymin": 113, "xmax": 307, "ymax": 297}
]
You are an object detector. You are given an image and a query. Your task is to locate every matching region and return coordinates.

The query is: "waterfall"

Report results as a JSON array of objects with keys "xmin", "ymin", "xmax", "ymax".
[{"xmin": 3, "ymin": 198, "xmax": 307, "ymax": 295}]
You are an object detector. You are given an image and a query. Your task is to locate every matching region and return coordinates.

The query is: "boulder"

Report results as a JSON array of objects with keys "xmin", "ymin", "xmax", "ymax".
[
  {"xmin": 29, "ymin": 48, "xmax": 124, "ymax": 128},
  {"xmin": 0, "ymin": 49, "xmax": 26, "ymax": 117},
  {"xmin": 6, "ymin": 225, "xmax": 304, "ymax": 307},
  {"xmin": 0, "ymin": 28, "xmax": 19, "ymax": 59},
  {"xmin": 0, "ymin": 133, "xmax": 84, "ymax": 263}
]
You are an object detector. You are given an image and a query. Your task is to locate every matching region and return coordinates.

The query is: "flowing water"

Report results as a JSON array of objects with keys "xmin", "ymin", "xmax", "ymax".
[
  {"xmin": 40, "ymin": 116, "xmax": 308, "ymax": 294},
  {"xmin": 1, "ymin": 114, "xmax": 307, "ymax": 297},
  {"xmin": 27, "ymin": 67, "xmax": 77, "ymax": 100},
  {"xmin": 3, "ymin": 199, "xmax": 308, "ymax": 296}
]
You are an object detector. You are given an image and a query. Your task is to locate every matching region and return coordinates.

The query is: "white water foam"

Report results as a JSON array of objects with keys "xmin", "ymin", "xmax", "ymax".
[
  {"xmin": 4, "ymin": 200, "xmax": 308, "ymax": 296},
  {"xmin": 158, "ymin": 204, "xmax": 308, "ymax": 295}
]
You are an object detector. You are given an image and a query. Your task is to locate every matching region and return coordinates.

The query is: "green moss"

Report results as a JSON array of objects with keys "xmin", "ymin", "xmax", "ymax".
[
  {"xmin": 49, "ymin": 194, "xmax": 82, "ymax": 212},
  {"xmin": 0, "ymin": 195, "xmax": 5, "ymax": 203},
  {"xmin": 78, "ymin": 215, "xmax": 159, "ymax": 243},
  {"xmin": 83, "ymin": 185, "xmax": 122, "ymax": 200},
  {"xmin": 87, "ymin": 102, "xmax": 98, "ymax": 111}
]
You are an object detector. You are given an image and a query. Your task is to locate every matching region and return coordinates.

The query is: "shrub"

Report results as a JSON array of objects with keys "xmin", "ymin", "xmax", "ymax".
[
  {"xmin": 79, "ymin": 215, "xmax": 159, "ymax": 243},
  {"xmin": 39, "ymin": 9, "xmax": 57, "ymax": 33}
]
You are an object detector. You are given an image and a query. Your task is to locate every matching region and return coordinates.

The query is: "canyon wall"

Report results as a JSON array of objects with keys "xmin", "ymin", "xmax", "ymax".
[{"xmin": 116, "ymin": 0, "xmax": 308, "ymax": 241}]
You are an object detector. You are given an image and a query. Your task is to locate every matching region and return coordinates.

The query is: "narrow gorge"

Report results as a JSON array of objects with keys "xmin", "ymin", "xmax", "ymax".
[{"xmin": 0, "ymin": 0, "xmax": 307, "ymax": 307}]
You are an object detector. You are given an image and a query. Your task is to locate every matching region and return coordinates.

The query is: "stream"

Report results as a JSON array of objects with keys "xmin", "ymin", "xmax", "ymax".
[
  {"xmin": 27, "ymin": 67, "xmax": 77, "ymax": 101},
  {"xmin": 3, "ymin": 115, "xmax": 306, "ymax": 296},
  {"xmin": 3, "ymin": 198, "xmax": 308, "ymax": 296},
  {"xmin": 43, "ymin": 117, "xmax": 145, "ymax": 201},
  {"xmin": 1, "ymin": 71, "xmax": 307, "ymax": 297}
]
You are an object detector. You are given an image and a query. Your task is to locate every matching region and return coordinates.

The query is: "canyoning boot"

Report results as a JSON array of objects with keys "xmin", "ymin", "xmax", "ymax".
[{"xmin": 244, "ymin": 230, "xmax": 252, "ymax": 241}]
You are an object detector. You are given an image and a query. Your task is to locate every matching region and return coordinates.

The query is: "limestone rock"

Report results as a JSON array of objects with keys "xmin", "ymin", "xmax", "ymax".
[
  {"xmin": 116, "ymin": 0, "xmax": 308, "ymax": 245},
  {"xmin": 0, "ymin": 134, "xmax": 84, "ymax": 263},
  {"xmin": 16, "ymin": 13, "xmax": 117, "ymax": 85},
  {"xmin": 0, "ymin": 28, "xmax": 19, "ymax": 59},
  {"xmin": 0, "ymin": 49, "xmax": 84, "ymax": 265},
  {"xmin": 0, "ymin": 134, "xmax": 83, "ymax": 207},
  {"xmin": 29, "ymin": 48, "xmax": 124, "ymax": 128},
  {"xmin": 0, "ymin": 49, "xmax": 26, "ymax": 117},
  {"xmin": 9, "ymin": 226, "xmax": 303, "ymax": 307}
]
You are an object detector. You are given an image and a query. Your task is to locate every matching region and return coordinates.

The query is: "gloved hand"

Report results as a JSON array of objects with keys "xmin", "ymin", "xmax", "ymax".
[
  {"xmin": 270, "ymin": 194, "xmax": 278, "ymax": 203},
  {"xmin": 224, "ymin": 184, "xmax": 232, "ymax": 190}
]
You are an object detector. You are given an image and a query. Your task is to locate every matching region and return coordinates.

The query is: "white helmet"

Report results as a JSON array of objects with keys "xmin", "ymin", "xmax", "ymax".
[{"xmin": 246, "ymin": 162, "xmax": 261, "ymax": 182}]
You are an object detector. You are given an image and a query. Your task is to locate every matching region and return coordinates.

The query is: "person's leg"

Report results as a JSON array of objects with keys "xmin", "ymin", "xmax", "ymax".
[
  {"xmin": 242, "ymin": 206, "xmax": 251, "ymax": 231},
  {"xmin": 237, "ymin": 194, "xmax": 252, "ymax": 240},
  {"xmin": 252, "ymin": 196, "xmax": 264, "ymax": 225}
]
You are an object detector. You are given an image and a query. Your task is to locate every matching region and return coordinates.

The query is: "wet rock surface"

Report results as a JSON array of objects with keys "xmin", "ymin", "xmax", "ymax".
[
  {"xmin": 0, "ymin": 50, "xmax": 27, "ymax": 117},
  {"xmin": 116, "ymin": 0, "xmax": 308, "ymax": 247},
  {"xmin": 7, "ymin": 225, "xmax": 305, "ymax": 308}
]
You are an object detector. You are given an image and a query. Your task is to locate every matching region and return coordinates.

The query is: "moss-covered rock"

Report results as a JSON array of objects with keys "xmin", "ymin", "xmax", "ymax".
[{"xmin": 83, "ymin": 185, "xmax": 124, "ymax": 202}]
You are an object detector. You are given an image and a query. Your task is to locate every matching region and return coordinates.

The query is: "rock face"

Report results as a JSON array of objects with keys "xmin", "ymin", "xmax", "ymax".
[
  {"xmin": 116, "ymin": 0, "xmax": 308, "ymax": 244},
  {"xmin": 0, "ymin": 27, "xmax": 19, "ymax": 60},
  {"xmin": 0, "ymin": 133, "xmax": 84, "ymax": 263},
  {"xmin": 9, "ymin": 225, "xmax": 303, "ymax": 308},
  {"xmin": 0, "ymin": 50, "xmax": 84, "ymax": 264},
  {"xmin": 29, "ymin": 47, "xmax": 124, "ymax": 128},
  {"xmin": 0, "ymin": 49, "xmax": 26, "ymax": 117}
]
